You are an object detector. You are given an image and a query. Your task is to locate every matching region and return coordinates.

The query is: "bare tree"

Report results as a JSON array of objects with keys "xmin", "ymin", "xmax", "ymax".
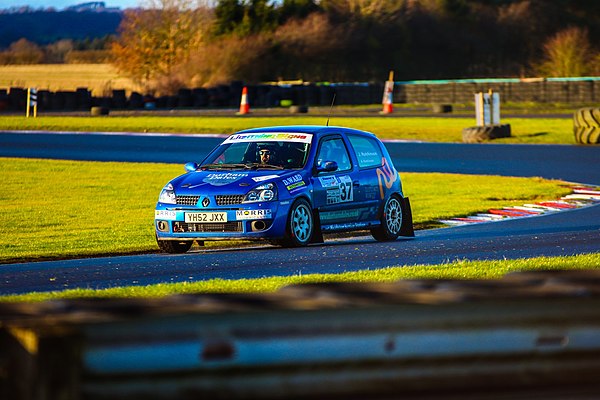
[
  {"xmin": 536, "ymin": 27, "xmax": 596, "ymax": 77},
  {"xmin": 111, "ymin": 0, "xmax": 212, "ymax": 94}
]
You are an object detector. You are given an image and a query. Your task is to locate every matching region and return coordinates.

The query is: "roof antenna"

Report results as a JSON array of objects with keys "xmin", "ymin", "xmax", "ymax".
[{"xmin": 326, "ymin": 92, "xmax": 336, "ymax": 127}]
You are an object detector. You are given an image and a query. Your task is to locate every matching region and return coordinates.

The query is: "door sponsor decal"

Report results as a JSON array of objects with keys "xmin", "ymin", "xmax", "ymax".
[
  {"xmin": 320, "ymin": 209, "xmax": 360, "ymax": 222},
  {"xmin": 318, "ymin": 176, "xmax": 339, "ymax": 188},
  {"xmin": 325, "ymin": 175, "xmax": 353, "ymax": 205},
  {"xmin": 376, "ymin": 158, "xmax": 397, "ymax": 199},
  {"xmin": 321, "ymin": 221, "xmax": 370, "ymax": 232}
]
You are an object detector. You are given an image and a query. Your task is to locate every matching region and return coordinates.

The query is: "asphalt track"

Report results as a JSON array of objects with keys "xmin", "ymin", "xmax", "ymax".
[{"xmin": 1, "ymin": 131, "xmax": 599, "ymax": 295}]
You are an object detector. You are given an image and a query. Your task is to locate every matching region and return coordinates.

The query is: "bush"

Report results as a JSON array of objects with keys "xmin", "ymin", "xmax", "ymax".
[{"xmin": 0, "ymin": 38, "xmax": 44, "ymax": 65}]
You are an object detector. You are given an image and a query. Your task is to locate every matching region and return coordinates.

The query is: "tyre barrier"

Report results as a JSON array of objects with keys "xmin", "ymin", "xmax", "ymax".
[
  {"xmin": 432, "ymin": 103, "xmax": 452, "ymax": 113},
  {"xmin": 3, "ymin": 270, "xmax": 600, "ymax": 399},
  {"xmin": 289, "ymin": 105, "xmax": 308, "ymax": 114},
  {"xmin": 90, "ymin": 106, "xmax": 109, "ymax": 116},
  {"xmin": 462, "ymin": 123, "xmax": 511, "ymax": 143},
  {"xmin": 573, "ymin": 107, "xmax": 600, "ymax": 144}
]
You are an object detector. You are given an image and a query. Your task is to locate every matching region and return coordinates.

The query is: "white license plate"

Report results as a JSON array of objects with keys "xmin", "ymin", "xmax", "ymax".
[{"xmin": 185, "ymin": 212, "xmax": 227, "ymax": 223}]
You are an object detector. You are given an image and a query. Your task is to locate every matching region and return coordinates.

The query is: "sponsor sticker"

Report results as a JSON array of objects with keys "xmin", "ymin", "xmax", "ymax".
[
  {"xmin": 252, "ymin": 175, "xmax": 279, "ymax": 183},
  {"xmin": 155, "ymin": 210, "xmax": 176, "ymax": 220},
  {"xmin": 326, "ymin": 175, "xmax": 353, "ymax": 205},
  {"xmin": 203, "ymin": 172, "xmax": 248, "ymax": 186},
  {"xmin": 318, "ymin": 176, "xmax": 339, "ymax": 188},
  {"xmin": 282, "ymin": 174, "xmax": 306, "ymax": 193},
  {"xmin": 358, "ymin": 151, "xmax": 379, "ymax": 166},
  {"xmin": 223, "ymin": 132, "xmax": 313, "ymax": 144},
  {"xmin": 322, "ymin": 221, "xmax": 370, "ymax": 232},
  {"xmin": 236, "ymin": 209, "xmax": 272, "ymax": 220},
  {"xmin": 320, "ymin": 209, "xmax": 360, "ymax": 222}
]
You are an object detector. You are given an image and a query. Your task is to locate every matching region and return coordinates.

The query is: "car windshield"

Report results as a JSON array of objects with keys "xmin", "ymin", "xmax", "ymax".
[{"xmin": 202, "ymin": 133, "xmax": 312, "ymax": 170}]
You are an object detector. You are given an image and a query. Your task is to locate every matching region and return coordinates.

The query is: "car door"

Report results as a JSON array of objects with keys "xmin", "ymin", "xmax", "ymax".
[
  {"xmin": 346, "ymin": 134, "xmax": 388, "ymax": 221},
  {"xmin": 311, "ymin": 135, "xmax": 366, "ymax": 229}
]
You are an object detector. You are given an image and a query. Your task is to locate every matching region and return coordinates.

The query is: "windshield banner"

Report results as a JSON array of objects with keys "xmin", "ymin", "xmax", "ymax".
[{"xmin": 224, "ymin": 132, "xmax": 313, "ymax": 144}]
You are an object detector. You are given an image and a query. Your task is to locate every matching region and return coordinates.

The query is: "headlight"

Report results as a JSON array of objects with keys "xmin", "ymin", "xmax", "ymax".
[
  {"xmin": 243, "ymin": 182, "xmax": 277, "ymax": 203},
  {"xmin": 158, "ymin": 183, "xmax": 176, "ymax": 204}
]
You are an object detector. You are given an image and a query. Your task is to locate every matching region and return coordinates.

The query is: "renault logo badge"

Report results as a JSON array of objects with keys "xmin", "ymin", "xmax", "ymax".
[{"xmin": 202, "ymin": 197, "xmax": 210, "ymax": 207}]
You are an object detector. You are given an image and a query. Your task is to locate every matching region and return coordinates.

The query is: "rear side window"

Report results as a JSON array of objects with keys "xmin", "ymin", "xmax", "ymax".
[{"xmin": 348, "ymin": 135, "xmax": 383, "ymax": 168}]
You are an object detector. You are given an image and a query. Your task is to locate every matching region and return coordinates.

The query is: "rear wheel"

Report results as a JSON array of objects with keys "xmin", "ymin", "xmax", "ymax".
[
  {"xmin": 156, "ymin": 237, "xmax": 193, "ymax": 254},
  {"xmin": 371, "ymin": 195, "xmax": 403, "ymax": 241},
  {"xmin": 281, "ymin": 198, "xmax": 313, "ymax": 247}
]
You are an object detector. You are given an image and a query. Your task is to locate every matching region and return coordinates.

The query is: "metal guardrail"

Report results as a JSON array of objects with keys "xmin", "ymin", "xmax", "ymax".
[{"xmin": 2, "ymin": 270, "xmax": 600, "ymax": 399}]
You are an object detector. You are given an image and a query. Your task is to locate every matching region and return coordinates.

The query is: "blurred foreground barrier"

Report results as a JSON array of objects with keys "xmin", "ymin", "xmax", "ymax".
[{"xmin": 2, "ymin": 270, "xmax": 600, "ymax": 399}]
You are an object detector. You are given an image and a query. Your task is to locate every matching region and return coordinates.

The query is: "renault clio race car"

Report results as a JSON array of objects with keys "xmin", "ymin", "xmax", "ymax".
[{"xmin": 155, "ymin": 126, "xmax": 413, "ymax": 253}]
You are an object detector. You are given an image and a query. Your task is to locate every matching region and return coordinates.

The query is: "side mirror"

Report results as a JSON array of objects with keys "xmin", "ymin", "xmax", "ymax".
[
  {"xmin": 316, "ymin": 160, "xmax": 338, "ymax": 174},
  {"xmin": 184, "ymin": 162, "xmax": 199, "ymax": 172}
]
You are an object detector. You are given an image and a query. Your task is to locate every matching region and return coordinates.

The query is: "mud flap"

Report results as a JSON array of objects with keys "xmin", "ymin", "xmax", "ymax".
[
  {"xmin": 400, "ymin": 197, "xmax": 415, "ymax": 237},
  {"xmin": 311, "ymin": 209, "xmax": 324, "ymax": 244}
]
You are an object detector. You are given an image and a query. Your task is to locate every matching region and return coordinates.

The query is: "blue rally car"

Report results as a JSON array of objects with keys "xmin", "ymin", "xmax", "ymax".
[{"xmin": 155, "ymin": 126, "xmax": 414, "ymax": 253}]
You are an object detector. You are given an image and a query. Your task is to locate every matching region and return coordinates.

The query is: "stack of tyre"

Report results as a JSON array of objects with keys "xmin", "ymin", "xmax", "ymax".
[
  {"xmin": 462, "ymin": 124, "xmax": 511, "ymax": 143},
  {"xmin": 573, "ymin": 108, "xmax": 600, "ymax": 144}
]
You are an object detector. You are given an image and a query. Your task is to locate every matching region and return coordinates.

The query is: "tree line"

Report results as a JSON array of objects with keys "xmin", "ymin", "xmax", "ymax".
[
  {"xmin": 112, "ymin": 0, "xmax": 600, "ymax": 95},
  {"xmin": 0, "ymin": 37, "xmax": 114, "ymax": 64},
  {"xmin": 3, "ymin": 0, "xmax": 600, "ymax": 96}
]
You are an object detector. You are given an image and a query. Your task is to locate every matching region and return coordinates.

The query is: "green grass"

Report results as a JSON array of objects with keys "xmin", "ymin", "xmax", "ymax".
[
  {"xmin": 3, "ymin": 253, "xmax": 599, "ymax": 302},
  {"xmin": 0, "ymin": 115, "xmax": 576, "ymax": 144},
  {"xmin": 0, "ymin": 157, "xmax": 572, "ymax": 264}
]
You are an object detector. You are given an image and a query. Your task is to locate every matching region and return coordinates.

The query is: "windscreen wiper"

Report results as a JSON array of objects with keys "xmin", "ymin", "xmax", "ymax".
[
  {"xmin": 200, "ymin": 163, "xmax": 250, "ymax": 170},
  {"xmin": 244, "ymin": 163, "xmax": 284, "ymax": 170}
]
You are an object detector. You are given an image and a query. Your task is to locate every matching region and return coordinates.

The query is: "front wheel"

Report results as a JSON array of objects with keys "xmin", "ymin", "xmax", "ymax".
[
  {"xmin": 371, "ymin": 195, "xmax": 403, "ymax": 241},
  {"xmin": 281, "ymin": 198, "xmax": 314, "ymax": 247},
  {"xmin": 156, "ymin": 237, "xmax": 193, "ymax": 254}
]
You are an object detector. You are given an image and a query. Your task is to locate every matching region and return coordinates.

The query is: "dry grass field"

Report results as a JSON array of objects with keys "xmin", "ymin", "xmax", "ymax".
[{"xmin": 0, "ymin": 63, "xmax": 139, "ymax": 96}]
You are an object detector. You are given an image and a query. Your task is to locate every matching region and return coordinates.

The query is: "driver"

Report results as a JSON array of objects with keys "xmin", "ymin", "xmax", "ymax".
[{"xmin": 258, "ymin": 146, "xmax": 274, "ymax": 165}]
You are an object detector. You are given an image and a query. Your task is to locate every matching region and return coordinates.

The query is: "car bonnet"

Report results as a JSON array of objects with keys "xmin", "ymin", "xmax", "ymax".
[{"xmin": 172, "ymin": 170, "xmax": 304, "ymax": 195}]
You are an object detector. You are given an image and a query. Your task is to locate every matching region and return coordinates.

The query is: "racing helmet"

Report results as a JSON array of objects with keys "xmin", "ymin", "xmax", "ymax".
[{"xmin": 257, "ymin": 144, "xmax": 276, "ymax": 162}]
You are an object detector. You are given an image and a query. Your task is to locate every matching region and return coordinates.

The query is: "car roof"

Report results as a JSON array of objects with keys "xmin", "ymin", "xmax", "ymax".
[{"xmin": 235, "ymin": 125, "xmax": 377, "ymax": 139}]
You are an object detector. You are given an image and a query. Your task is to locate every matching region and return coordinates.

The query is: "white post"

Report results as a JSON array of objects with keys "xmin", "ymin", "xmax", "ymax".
[{"xmin": 475, "ymin": 90, "xmax": 500, "ymax": 126}]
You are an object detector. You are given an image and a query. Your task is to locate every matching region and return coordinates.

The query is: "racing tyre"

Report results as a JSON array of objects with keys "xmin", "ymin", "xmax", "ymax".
[
  {"xmin": 371, "ymin": 195, "xmax": 403, "ymax": 242},
  {"xmin": 462, "ymin": 124, "xmax": 511, "ymax": 143},
  {"xmin": 156, "ymin": 237, "xmax": 193, "ymax": 254},
  {"xmin": 281, "ymin": 198, "xmax": 313, "ymax": 247},
  {"xmin": 573, "ymin": 108, "xmax": 600, "ymax": 144}
]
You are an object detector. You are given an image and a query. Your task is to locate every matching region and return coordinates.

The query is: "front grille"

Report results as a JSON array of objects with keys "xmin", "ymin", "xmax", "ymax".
[
  {"xmin": 174, "ymin": 221, "xmax": 243, "ymax": 233},
  {"xmin": 216, "ymin": 194, "xmax": 245, "ymax": 206},
  {"xmin": 176, "ymin": 195, "xmax": 200, "ymax": 206}
]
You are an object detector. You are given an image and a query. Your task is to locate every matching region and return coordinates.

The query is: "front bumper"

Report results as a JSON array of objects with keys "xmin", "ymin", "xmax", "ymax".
[{"xmin": 155, "ymin": 201, "xmax": 289, "ymax": 241}]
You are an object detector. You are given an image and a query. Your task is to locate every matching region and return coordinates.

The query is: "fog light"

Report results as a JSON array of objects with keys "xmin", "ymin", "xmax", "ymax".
[
  {"xmin": 157, "ymin": 220, "xmax": 169, "ymax": 232},
  {"xmin": 251, "ymin": 220, "xmax": 267, "ymax": 231}
]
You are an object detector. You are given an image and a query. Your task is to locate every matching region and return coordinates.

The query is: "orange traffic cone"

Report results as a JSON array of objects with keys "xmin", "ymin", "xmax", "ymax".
[
  {"xmin": 382, "ymin": 89, "xmax": 393, "ymax": 114},
  {"xmin": 381, "ymin": 71, "xmax": 394, "ymax": 114},
  {"xmin": 238, "ymin": 86, "xmax": 250, "ymax": 115}
]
